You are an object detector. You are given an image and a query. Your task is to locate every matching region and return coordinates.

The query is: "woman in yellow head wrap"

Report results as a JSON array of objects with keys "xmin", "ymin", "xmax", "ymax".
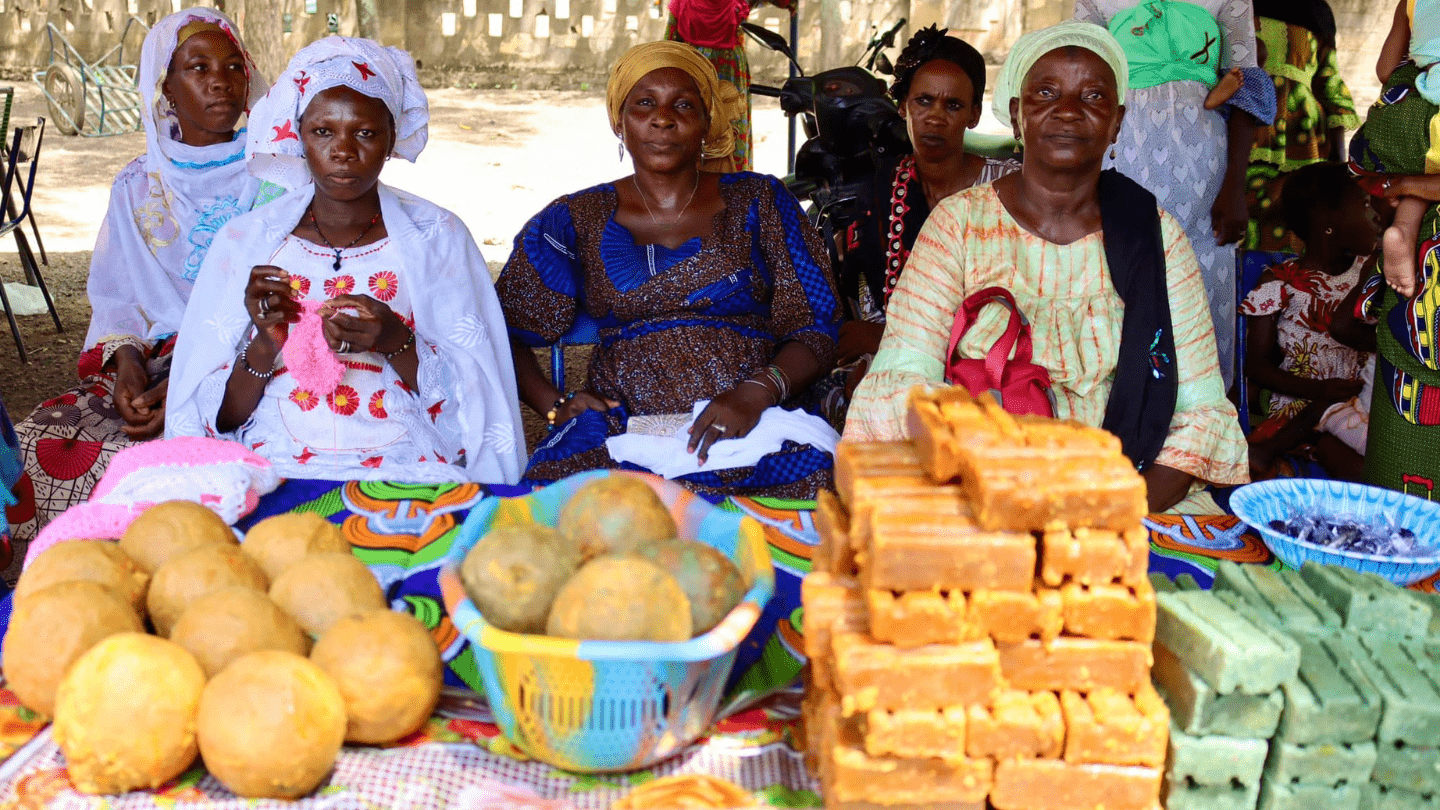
[{"xmin": 496, "ymin": 41, "xmax": 843, "ymax": 499}]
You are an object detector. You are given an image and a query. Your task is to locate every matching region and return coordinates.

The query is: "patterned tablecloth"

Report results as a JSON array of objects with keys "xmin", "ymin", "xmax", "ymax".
[{"xmin": 0, "ymin": 479, "xmax": 1429, "ymax": 809}]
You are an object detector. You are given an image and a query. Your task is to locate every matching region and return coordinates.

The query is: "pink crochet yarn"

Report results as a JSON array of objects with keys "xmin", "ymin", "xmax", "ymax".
[{"xmin": 286, "ymin": 298, "xmax": 346, "ymax": 396}]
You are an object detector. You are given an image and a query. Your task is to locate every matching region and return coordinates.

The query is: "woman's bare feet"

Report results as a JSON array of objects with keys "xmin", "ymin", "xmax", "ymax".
[
  {"xmin": 1204, "ymin": 67, "xmax": 1244, "ymax": 110},
  {"xmin": 1383, "ymin": 223, "xmax": 1419, "ymax": 297}
]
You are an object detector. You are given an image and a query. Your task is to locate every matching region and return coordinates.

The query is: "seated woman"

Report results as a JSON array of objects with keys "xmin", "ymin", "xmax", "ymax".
[
  {"xmin": 166, "ymin": 38, "xmax": 525, "ymax": 484},
  {"xmin": 844, "ymin": 21, "xmax": 1249, "ymax": 513},
  {"xmin": 497, "ymin": 41, "xmax": 842, "ymax": 499},
  {"xmin": 11, "ymin": 9, "xmax": 266, "ymax": 546},
  {"xmin": 822, "ymin": 26, "xmax": 1017, "ymax": 425}
]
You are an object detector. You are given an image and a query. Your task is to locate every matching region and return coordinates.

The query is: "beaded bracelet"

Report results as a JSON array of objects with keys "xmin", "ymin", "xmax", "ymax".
[
  {"xmin": 546, "ymin": 391, "xmax": 576, "ymax": 426},
  {"xmin": 238, "ymin": 339, "xmax": 276, "ymax": 379},
  {"xmin": 382, "ymin": 327, "xmax": 415, "ymax": 360}
]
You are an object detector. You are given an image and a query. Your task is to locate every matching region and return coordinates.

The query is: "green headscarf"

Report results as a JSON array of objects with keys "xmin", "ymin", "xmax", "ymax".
[
  {"xmin": 992, "ymin": 20, "xmax": 1129, "ymax": 130},
  {"xmin": 1109, "ymin": 0, "xmax": 1224, "ymax": 91}
]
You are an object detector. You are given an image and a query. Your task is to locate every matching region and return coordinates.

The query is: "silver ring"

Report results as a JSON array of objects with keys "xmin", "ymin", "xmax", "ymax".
[
  {"xmin": 712, "ymin": 424, "xmax": 727, "ymax": 433},
  {"xmin": 258, "ymin": 296, "xmax": 270, "ymax": 316},
  {"xmin": 339, "ymin": 340, "xmax": 351, "ymax": 354}
]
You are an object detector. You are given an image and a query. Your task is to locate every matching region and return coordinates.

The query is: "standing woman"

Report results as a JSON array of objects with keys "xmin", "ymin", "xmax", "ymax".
[
  {"xmin": 1075, "ymin": 0, "xmax": 1276, "ymax": 387},
  {"xmin": 1246, "ymin": 0, "xmax": 1360, "ymax": 252},
  {"xmin": 166, "ymin": 38, "xmax": 525, "ymax": 484},
  {"xmin": 10, "ymin": 9, "xmax": 266, "ymax": 550}
]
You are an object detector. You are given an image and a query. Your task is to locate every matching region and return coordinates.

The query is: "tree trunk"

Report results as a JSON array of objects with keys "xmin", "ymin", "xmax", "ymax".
[
  {"xmin": 818, "ymin": 0, "xmax": 842, "ymax": 69},
  {"xmin": 356, "ymin": 0, "xmax": 379, "ymax": 40},
  {"xmin": 243, "ymin": 0, "xmax": 287, "ymax": 84}
]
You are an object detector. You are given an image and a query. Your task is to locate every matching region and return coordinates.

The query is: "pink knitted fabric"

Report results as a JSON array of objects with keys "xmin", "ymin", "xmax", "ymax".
[
  {"xmin": 286, "ymin": 298, "xmax": 346, "ymax": 396},
  {"xmin": 24, "ymin": 436, "xmax": 280, "ymax": 567}
]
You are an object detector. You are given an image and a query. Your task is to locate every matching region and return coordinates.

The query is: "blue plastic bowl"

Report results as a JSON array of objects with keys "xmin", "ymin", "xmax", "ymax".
[{"xmin": 1229, "ymin": 478, "xmax": 1440, "ymax": 585}]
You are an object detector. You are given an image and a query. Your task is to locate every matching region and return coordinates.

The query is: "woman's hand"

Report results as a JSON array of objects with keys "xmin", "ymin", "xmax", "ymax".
[
  {"xmin": 245, "ymin": 265, "xmax": 301, "ymax": 350},
  {"xmin": 1210, "ymin": 177, "xmax": 1248, "ymax": 246},
  {"xmin": 1314, "ymin": 377, "xmax": 1364, "ymax": 404},
  {"xmin": 551, "ymin": 391, "xmax": 619, "ymax": 426},
  {"xmin": 687, "ymin": 382, "xmax": 772, "ymax": 463},
  {"xmin": 837, "ymin": 320, "xmax": 884, "ymax": 365},
  {"xmin": 321, "ymin": 294, "xmax": 408, "ymax": 355},
  {"xmin": 1381, "ymin": 174, "xmax": 1440, "ymax": 203},
  {"xmin": 112, "ymin": 346, "xmax": 164, "ymax": 438}
]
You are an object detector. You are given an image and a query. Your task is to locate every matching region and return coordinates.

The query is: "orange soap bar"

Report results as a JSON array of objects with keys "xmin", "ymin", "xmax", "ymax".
[
  {"xmin": 800, "ymin": 573, "xmax": 866, "ymax": 693},
  {"xmin": 990, "ymin": 758, "xmax": 1161, "ymax": 810},
  {"xmin": 1040, "ymin": 526, "xmax": 1150, "ymax": 587},
  {"xmin": 814, "ymin": 489, "xmax": 857, "ymax": 577},
  {"xmin": 862, "ymin": 520, "xmax": 1036, "ymax": 592},
  {"xmin": 830, "ymin": 744, "xmax": 993, "ymax": 806},
  {"xmin": 867, "ymin": 588, "xmax": 975, "ymax": 648},
  {"xmin": 850, "ymin": 491, "xmax": 974, "ymax": 556},
  {"xmin": 969, "ymin": 459, "xmax": 1147, "ymax": 533},
  {"xmin": 833, "ymin": 440, "xmax": 926, "ymax": 506},
  {"xmin": 905, "ymin": 386, "xmax": 992, "ymax": 483},
  {"xmin": 997, "ymin": 638, "xmax": 1151, "ymax": 693},
  {"xmin": 833, "ymin": 633, "xmax": 1001, "ymax": 714},
  {"xmin": 862, "ymin": 705, "xmax": 967, "ymax": 759},
  {"xmin": 1060, "ymin": 685, "xmax": 1168, "ymax": 767},
  {"xmin": 971, "ymin": 586, "xmax": 1063, "ymax": 643},
  {"xmin": 1060, "ymin": 580, "xmax": 1157, "ymax": 642},
  {"xmin": 966, "ymin": 689, "xmax": 1064, "ymax": 760}
]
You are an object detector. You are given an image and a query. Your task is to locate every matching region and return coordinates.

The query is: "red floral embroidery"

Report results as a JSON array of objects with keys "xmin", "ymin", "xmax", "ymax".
[
  {"xmin": 324, "ymin": 275, "xmax": 356, "ymax": 297},
  {"xmin": 353, "ymin": 61, "xmax": 376, "ymax": 80},
  {"xmin": 328, "ymin": 385, "xmax": 360, "ymax": 416},
  {"xmin": 427, "ymin": 400, "xmax": 445, "ymax": 422},
  {"xmin": 294, "ymin": 71, "xmax": 310, "ymax": 94},
  {"xmin": 360, "ymin": 456, "xmax": 383, "ymax": 469},
  {"xmin": 368, "ymin": 270, "xmax": 398, "ymax": 302},
  {"xmin": 368, "ymin": 390, "xmax": 388, "ymax": 418},
  {"xmin": 271, "ymin": 120, "xmax": 299, "ymax": 142},
  {"xmin": 294, "ymin": 447, "xmax": 316, "ymax": 464},
  {"xmin": 289, "ymin": 389, "xmax": 319, "ymax": 412},
  {"xmin": 289, "ymin": 276, "xmax": 312, "ymax": 297}
]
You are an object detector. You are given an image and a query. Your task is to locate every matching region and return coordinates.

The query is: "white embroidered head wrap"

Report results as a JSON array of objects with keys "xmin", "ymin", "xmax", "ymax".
[{"xmin": 246, "ymin": 36, "xmax": 429, "ymax": 190}]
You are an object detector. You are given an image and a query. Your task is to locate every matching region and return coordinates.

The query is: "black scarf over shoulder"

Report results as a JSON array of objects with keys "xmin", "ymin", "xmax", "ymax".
[{"xmin": 1097, "ymin": 169, "xmax": 1178, "ymax": 471}]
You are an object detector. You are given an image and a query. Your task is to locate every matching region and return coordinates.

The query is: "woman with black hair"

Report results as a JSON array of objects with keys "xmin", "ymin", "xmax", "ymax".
[
  {"xmin": 820, "ymin": 26, "xmax": 1016, "ymax": 427},
  {"xmin": 1246, "ymin": 0, "xmax": 1361, "ymax": 252}
]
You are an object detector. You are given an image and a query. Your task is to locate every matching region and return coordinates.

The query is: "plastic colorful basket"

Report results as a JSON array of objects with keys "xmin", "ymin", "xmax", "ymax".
[
  {"xmin": 439, "ymin": 470, "xmax": 775, "ymax": 773},
  {"xmin": 1229, "ymin": 478, "xmax": 1440, "ymax": 585}
]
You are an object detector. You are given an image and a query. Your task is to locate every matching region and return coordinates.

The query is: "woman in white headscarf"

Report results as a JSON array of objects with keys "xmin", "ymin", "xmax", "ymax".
[
  {"xmin": 10, "ymin": 8, "xmax": 266, "ymax": 551},
  {"xmin": 166, "ymin": 37, "xmax": 525, "ymax": 484}
]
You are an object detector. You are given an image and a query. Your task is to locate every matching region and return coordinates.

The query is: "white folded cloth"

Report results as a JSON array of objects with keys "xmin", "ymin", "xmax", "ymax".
[{"xmin": 605, "ymin": 400, "xmax": 840, "ymax": 479}]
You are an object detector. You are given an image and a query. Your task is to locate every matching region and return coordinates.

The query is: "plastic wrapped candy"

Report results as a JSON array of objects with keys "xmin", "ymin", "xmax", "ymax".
[{"xmin": 1268, "ymin": 508, "xmax": 1428, "ymax": 557}]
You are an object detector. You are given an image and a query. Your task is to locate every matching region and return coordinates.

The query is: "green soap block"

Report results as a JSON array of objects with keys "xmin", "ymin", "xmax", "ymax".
[
  {"xmin": 1167, "ymin": 722, "xmax": 1269, "ymax": 786},
  {"xmin": 1176, "ymin": 573, "xmax": 1203, "ymax": 591},
  {"xmin": 1361, "ymin": 783, "xmax": 1440, "ymax": 810},
  {"xmin": 1300, "ymin": 563, "xmax": 1432, "ymax": 638},
  {"xmin": 1151, "ymin": 572, "xmax": 1179, "ymax": 593},
  {"xmin": 1400, "ymin": 589, "xmax": 1440, "ymax": 638},
  {"xmin": 1164, "ymin": 779, "xmax": 1261, "ymax": 810},
  {"xmin": 1257, "ymin": 777, "xmax": 1362, "ymax": 810},
  {"xmin": 1154, "ymin": 644, "xmax": 1283, "ymax": 737},
  {"xmin": 1267, "ymin": 741, "xmax": 1377, "ymax": 786},
  {"xmin": 1277, "ymin": 633, "xmax": 1382, "ymax": 745},
  {"xmin": 1374, "ymin": 743, "xmax": 1440, "ymax": 793},
  {"xmin": 1213, "ymin": 561, "xmax": 1341, "ymax": 634},
  {"xmin": 1156, "ymin": 590, "xmax": 1301, "ymax": 694},
  {"xmin": 1345, "ymin": 635, "xmax": 1440, "ymax": 746}
]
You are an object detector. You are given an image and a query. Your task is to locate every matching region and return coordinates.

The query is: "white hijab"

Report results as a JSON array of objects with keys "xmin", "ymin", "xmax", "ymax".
[{"xmin": 84, "ymin": 7, "xmax": 268, "ymax": 348}]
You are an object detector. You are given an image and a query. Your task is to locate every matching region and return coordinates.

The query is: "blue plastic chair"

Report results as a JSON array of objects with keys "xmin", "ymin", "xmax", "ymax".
[
  {"xmin": 547, "ymin": 310, "xmax": 602, "ymax": 391},
  {"xmin": 1235, "ymin": 249, "xmax": 1297, "ymax": 435}
]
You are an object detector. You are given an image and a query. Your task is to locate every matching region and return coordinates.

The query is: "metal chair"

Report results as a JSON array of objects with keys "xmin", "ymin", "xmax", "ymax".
[
  {"xmin": 0, "ymin": 117, "xmax": 61, "ymax": 363},
  {"xmin": 548, "ymin": 310, "xmax": 602, "ymax": 390},
  {"xmin": 1235, "ymin": 249, "xmax": 1296, "ymax": 434}
]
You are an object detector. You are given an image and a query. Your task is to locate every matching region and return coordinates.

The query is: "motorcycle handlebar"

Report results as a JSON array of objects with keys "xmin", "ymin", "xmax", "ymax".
[{"xmin": 750, "ymin": 84, "xmax": 783, "ymax": 98}]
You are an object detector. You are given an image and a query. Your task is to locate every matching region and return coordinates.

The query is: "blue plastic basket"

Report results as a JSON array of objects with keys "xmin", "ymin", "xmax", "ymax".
[
  {"xmin": 439, "ymin": 470, "xmax": 775, "ymax": 773},
  {"xmin": 1230, "ymin": 478, "xmax": 1440, "ymax": 585}
]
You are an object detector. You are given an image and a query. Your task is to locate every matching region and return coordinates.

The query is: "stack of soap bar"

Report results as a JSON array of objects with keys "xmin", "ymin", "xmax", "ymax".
[
  {"xmin": 1299, "ymin": 563, "xmax": 1432, "ymax": 639},
  {"xmin": 1150, "ymin": 577, "xmax": 1301, "ymax": 810},
  {"xmin": 802, "ymin": 387, "xmax": 1164, "ymax": 810}
]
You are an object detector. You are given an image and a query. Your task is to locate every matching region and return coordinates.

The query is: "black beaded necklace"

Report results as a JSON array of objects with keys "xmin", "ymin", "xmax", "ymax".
[{"xmin": 308, "ymin": 206, "xmax": 383, "ymax": 271}]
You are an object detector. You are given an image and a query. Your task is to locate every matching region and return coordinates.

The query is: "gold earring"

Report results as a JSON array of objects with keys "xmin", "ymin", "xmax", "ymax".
[{"xmin": 1325, "ymin": 227, "xmax": 1334, "ymax": 235}]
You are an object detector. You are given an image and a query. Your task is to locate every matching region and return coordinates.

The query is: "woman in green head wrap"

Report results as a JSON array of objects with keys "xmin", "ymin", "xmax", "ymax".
[{"xmin": 846, "ymin": 22, "xmax": 1249, "ymax": 513}]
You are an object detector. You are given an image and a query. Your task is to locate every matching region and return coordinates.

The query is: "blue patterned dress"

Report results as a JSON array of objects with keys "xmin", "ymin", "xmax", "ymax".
[{"xmin": 497, "ymin": 172, "xmax": 841, "ymax": 499}]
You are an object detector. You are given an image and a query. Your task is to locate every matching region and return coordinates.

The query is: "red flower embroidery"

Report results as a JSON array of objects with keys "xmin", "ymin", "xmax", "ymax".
[
  {"xmin": 294, "ymin": 447, "xmax": 316, "ymax": 464},
  {"xmin": 360, "ymin": 456, "xmax": 383, "ymax": 468},
  {"xmin": 328, "ymin": 385, "xmax": 360, "ymax": 416},
  {"xmin": 289, "ymin": 388, "xmax": 319, "ymax": 412},
  {"xmin": 294, "ymin": 71, "xmax": 310, "ymax": 94},
  {"xmin": 289, "ymin": 276, "xmax": 312, "ymax": 297},
  {"xmin": 427, "ymin": 400, "xmax": 445, "ymax": 422},
  {"xmin": 353, "ymin": 61, "xmax": 376, "ymax": 80},
  {"xmin": 368, "ymin": 270, "xmax": 398, "ymax": 302},
  {"xmin": 324, "ymin": 275, "xmax": 356, "ymax": 298},
  {"xmin": 271, "ymin": 120, "xmax": 299, "ymax": 142},
  {"xmin": 368, "ymin": 390, "xmax": 388, "ymax": 418}
]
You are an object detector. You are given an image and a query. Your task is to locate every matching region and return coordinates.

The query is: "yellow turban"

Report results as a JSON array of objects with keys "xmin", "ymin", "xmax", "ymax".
[
  {"xmin": 606, "ymin": 41, "xmax": 745, "ymax": 173},
  {"xmin": 175, "ymin": 19, "xmax": 224, "ymax": 49}
]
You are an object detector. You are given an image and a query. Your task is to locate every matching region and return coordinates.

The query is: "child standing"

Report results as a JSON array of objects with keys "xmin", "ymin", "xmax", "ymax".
[{"xmin": 1242, "ymin": 162, "xmax": 1378, "ymax": 480}]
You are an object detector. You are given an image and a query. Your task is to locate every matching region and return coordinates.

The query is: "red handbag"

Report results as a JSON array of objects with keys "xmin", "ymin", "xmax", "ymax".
[{"xmin": 944, "ymin": 286, "xmax": 1056, "ymax": 417}]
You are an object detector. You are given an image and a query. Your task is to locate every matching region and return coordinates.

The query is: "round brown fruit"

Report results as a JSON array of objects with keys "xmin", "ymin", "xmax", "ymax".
[
  {"xmin": 196, "ymin": 650, "xmax": 347, "ymax": 799},
  {"xmin": 3, "ymin": 581, "xmax": 143, "ymax": 717},
  {"xmin": 310, "ymin": 609, "xmax": 443, "ymax": 744},
  {"xmin": 15, "ymin": 539, "xmax": 148, "ymax": 618},
  {"xmin": 557, "ymin": 475, "xmax": 678, "ymax": 560},
  {"xmin": 170, "ymin": 587, "xmax": 311, "ymax": 678},
  {"xmin": 633, "ymin": 538, "xmax": 746, "ymax": 635},
  {"xmin": 147, "ymin": 544, "xmax": 269, "ymax": 637},
  {"xmin": 120, "ymin": 500, "xmax": 236, "ymax": 574},
  {"xmin": 241, "ymin": 512, "xmax": 348, "ymax": 581},
  {"xmin": 460, "ymin": 523, "xmax": 579, "ymax": 633},
  {"xmin": 53, "ymin": 633, "xmax": 206, "ymax": 794},
  {"xmin": 268, "ymin": 551, "xmax": 386, "ymax": 638},
  {"xmin": 545, "ymin": 556, "xmax": 692, "ymax": 642}
]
